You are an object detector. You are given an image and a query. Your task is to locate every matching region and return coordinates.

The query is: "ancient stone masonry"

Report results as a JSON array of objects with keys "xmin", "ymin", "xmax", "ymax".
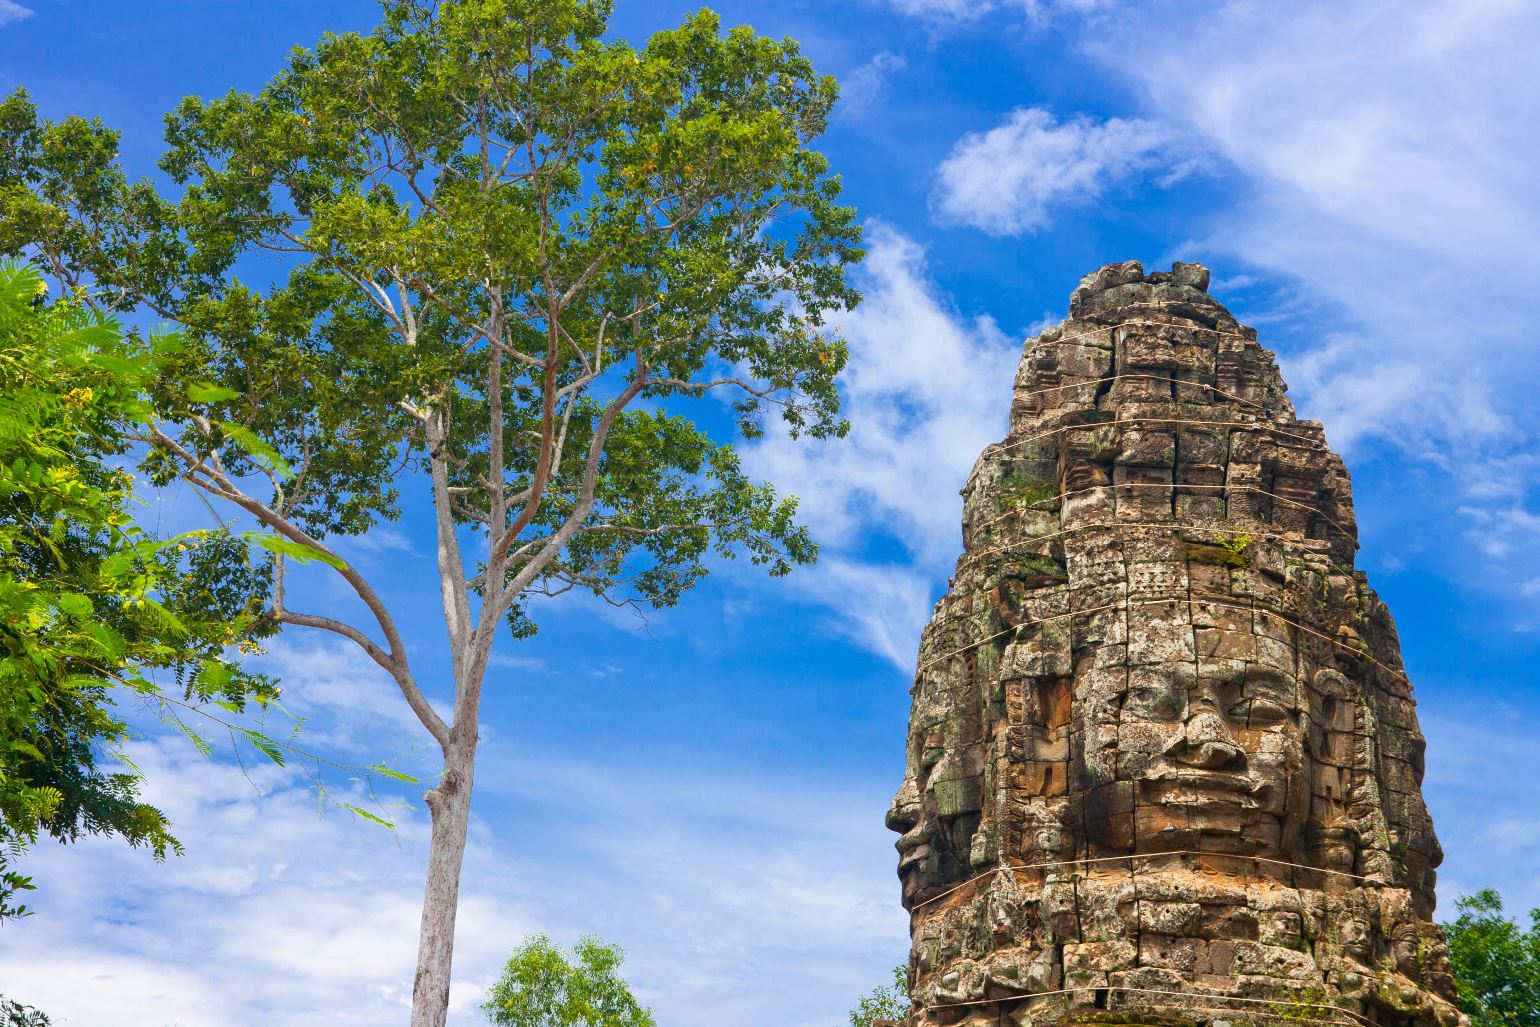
[{"xmin": 886, "ymin": 262, "xmax": 1464, "ymax": 1027}]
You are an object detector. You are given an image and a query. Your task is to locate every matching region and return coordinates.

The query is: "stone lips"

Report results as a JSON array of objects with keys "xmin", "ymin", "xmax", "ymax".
[{"xmin": 886, "ymin": 262, "xmax": 1464, "ymax": 1027}]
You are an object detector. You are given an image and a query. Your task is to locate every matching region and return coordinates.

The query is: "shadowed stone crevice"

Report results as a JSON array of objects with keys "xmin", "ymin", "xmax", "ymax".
[{"xmin": 888, "ymin": 262, "xmax": 1464, "ymax": 1027}]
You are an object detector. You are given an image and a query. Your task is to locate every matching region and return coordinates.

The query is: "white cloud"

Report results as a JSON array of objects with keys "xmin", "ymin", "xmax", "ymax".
[
  {"xmin": 1074, "ymin": 0, "xmax": 1540, "ymax": 603},
  {"xmin": 0, "ymin": 738, "xmax": 480, "ymax": 1027},
  {"xmin": 1421, "ymin": 704, "xmax": 1540, "ymax": 916},
  {"xmin": 840, "ymin": 51, "xmax": 907, "ymax": 115},
  {"xmin": 247, "ymin": 637, "xmax": 448, "ymax": 758},
  {"xmin": 905, "ymin": 0, "xmax": 1540, "ymax": 603},
  {"xmin": 0, "ymin": 0, "xmax": 32, "ymax": 28},
  {"xmin": 933, "ymin": 107, "xmax": 1191, "ymax": 235},
  {"xmin": 796, "ymin": 559, "xmax": 942, "ymax": 670},
  {"xmin": 345, "ymin": 525, "xmax": 416, "ymax": 555},
  {"xmin": 1, "ymin": 657, "xmax": 905, "ymax": 1026},
  {"xmin": 742, "ymin": 223, "xmax": 1019, "ymax": 665}
]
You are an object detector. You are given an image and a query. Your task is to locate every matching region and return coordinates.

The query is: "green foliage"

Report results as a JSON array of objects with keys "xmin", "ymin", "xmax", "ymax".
[
  {"xmin": 0, "ymin": 851, "xmax": 34, "ymax": 921},
  {"xmin": 0, "ymin": 0, "xmax": 862, "ymax": 626},
  {"xmin": 1268, "ymin": 985, "xmax": 1332, "ymax": 1022},
  {"xmin": 1184, "ymin": 540, "xmax": 1248, "ymax": 569},
  {"xmin": 0, "ymin": 260, "xmax": 276, "ymax": 887},
  {"xmin": 1443, "ymin": 889, "xmax": 1540, "ymax": 1026},
  {"xmin": 999, "ymin": 475, "xmax": 1060, "ymax": 510},
  {"xmin": 483, "ymin": 935, "xmax": 654, "ymax": 1027},
  {"xmin": 0, "ymin": 997, "xmax": 50, "ymax": 1027},
  {"xmin": 1217, "ymin": 532, "xmax": 1252, "ymax": 558},
  {"xmin": 1, "ymin": 6, "xmax": 860, "ymax": 1020},
  {"xmin": 849, "ymin": 964, "xmax": 909, "ymax": 1027}
]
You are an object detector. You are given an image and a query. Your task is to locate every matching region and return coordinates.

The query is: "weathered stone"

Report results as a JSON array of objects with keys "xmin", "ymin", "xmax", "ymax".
[{"xmin": 888, "ymin": 263, "xmax": 1463, "ymax": 1027}]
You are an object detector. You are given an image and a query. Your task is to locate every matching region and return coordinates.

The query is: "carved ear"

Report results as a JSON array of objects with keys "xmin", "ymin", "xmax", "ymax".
[{"xmin": 1312, "ymin": 667, "xmax": 1353, "ymax": 698}]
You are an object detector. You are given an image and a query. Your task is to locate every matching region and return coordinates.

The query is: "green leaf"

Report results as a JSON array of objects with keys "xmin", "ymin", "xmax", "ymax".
[
  {"xmin": 8, "ymin": 740, "xmax": 45, "ymax": 762},
  {"xmin": 195, "ymin": 659, "xmax": 234, "ymax": 697},
  {"xmin": 169, "ymin": 715, "xmax": 214, "ymax": 757},
  {"xmin": 0, "ymin": 262, "xmax": 43, "ymax": 307},
  {"xmin": 365, "ymin": 763, "xmax": 420, "ymax": 784},
  {"xmin": 54, "ymin": 591, "xmax": 94, "ymax": 622},
  {"xmin": 187, "ymin": 382, "xmax": 242, "ymax": 403},
  {"xmin": 219, "ymin": 422, "xmax": 294, "ymax": 480},
  {"xmin": 242, "ymin": 530, "xmax": 347, "ymax": 570},
  {"xmin": 343, "ymin": 803, "xmax": 395, "ymax": 829},
  {"xmin": 242, "ymin": 729, "xmax": 287, "ymax": 767},
  {"xmin": 98, "ymin": 547, "xmax": 138, "ymax": 581}
]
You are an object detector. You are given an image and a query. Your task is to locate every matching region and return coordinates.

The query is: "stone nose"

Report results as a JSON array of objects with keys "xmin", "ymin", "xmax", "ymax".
[
  {"xmin": 1171, "ymin": 711, "xmax": 1247, "ymax": 770},
  {"xmin": 886, "ymin": 778, "xmax": 922, "ymax": 836}
]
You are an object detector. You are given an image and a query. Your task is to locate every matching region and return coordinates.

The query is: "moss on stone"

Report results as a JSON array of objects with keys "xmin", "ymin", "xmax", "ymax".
[
  {"xmin": 1185, "ymin": 542, "xmax": 1249, "ymax": 568},
  {"xmin": 1001, "ymin": 477, "xmax": 1062, "ymax": 509},
  {"xmin": 1011, "ymin": 552, "xmax": 1066, "ymax": 580}
]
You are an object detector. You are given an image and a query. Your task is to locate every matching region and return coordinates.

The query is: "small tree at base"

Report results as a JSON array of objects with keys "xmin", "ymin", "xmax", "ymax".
[
  {"xmin": 0, "ymin": 3, "xmax": 861, "ymax": 1025},
  {"xmin": 1443, "ymin": 889, "xmax": 1540, "ymax": 1027},
  {"xmin": 849, "ymin": 964, "xmax": 909, "ymax": 1027},
  {"xmin": 483, "ymin": 935, "xmax": 653, "ymax": 1027}
]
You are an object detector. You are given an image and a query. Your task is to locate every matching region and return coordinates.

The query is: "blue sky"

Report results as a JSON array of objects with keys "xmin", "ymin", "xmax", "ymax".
[{"xmin": 4, "ymin": 1, "xmax": 1540, "ymax": 1024}]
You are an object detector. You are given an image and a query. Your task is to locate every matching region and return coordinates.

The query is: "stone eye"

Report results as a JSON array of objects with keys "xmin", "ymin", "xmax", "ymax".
[{"xmin": 1249, "ymin": 699, "xmax": 1292, "ymax": 727}]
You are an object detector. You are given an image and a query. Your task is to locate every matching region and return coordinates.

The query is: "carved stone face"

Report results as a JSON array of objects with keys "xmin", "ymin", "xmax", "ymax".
[
  {"xmin": 1079, "ymin": 654, "xmax": 1315, "ymax": 859},
  {"xmin": 886, "ymin": 698, "xmax": 986, "ymax": 908},
  {"xmin": 887, "ymin": 606, "xmax": 1324, "ymax": 908}
]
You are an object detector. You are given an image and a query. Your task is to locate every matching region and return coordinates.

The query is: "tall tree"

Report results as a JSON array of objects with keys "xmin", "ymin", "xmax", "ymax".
[{"xmin": 0, "ymin": 3, "xmax": 861, "ymax": 1024}]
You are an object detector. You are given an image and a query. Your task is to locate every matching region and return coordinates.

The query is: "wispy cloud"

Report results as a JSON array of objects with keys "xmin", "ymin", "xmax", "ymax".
[
  {"xmin": 916, "ymin": 0, "xmax": 1540, "ymax": 607},
  {"xmin": 346, "ymin": 525, "xmax": 416, "ymax": 555},
  {"xmin": 0, "ymin": 719, "xmax": 904, "ymax": 1026},
  {"xmin": 887, "ymin": 0, "xmax": 1107, "ymax": 26},
  {"xmin": 1078, "ymin": 0, "xmax": 1540, "ymax": 601},
  {"xmin": 0, "ymin": 0, "xmax": 33, "ymax": 28},
  {"xmin": 840, "ymin": 51, "xmax": 906, "ymax": 116},
  {"xmin": 742, "ymin": 223, "xmax": 1020, "ymax": 665},
  {"xmin": 933, "ymin": 107, "xmax": 1195, "ymax": 235}
]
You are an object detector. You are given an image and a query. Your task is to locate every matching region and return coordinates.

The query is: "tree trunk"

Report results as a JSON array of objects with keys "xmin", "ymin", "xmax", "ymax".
[{"xmin": 411, "ymin": 745, "xmax": 475, "ymax": 1027}]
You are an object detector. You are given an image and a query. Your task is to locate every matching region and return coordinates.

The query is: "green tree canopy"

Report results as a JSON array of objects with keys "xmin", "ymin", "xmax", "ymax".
[
  {"xmin": 483, "ymin": 935, "xmax": 653, "ymax": 1027},
  {"xmin": 0, "ymin": 260, "xmax": 278, "ymax": 1027},
  {"xmin": 0, "ymin": 260, "xmax": 276, "ymax": 890},
  {"xmin": 0, "ymin": 2, "xmax": 860, "ymax": 1024},
  {"xmin": 1444, "ymin": 889, "xmax": 1540, "ymax": 1027}
]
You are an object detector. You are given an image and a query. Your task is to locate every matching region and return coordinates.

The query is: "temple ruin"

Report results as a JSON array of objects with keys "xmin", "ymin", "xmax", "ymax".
[{"xmin": 886, "ymin": 261, "xmax": 1463, "ymax": 1027}]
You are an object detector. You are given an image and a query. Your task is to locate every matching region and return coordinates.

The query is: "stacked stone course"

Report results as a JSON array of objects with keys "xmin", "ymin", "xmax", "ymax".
[{"xmin": 886, "ymin": 262, "xmax": 1463, "ymax": 1027}]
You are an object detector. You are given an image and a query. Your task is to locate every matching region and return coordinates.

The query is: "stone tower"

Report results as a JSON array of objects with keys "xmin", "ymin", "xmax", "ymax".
[{"xmin": 886, "ymin": 262, "xmax": 1463, "ymax": 1027}]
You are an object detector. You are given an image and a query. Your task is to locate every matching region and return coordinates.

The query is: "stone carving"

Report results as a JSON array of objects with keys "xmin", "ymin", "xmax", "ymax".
[{"xmin": 887, "ymin": 262, "xmax": 1463, "ymax": 1027}]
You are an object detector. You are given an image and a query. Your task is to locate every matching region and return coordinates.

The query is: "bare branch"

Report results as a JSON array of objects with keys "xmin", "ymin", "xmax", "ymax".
[
  {"xmin": 275, "ymin": 611, "xmax": 398, "ymax": 677},
  {"xmin": 143, "ymin": 422, "xmax": 451, "ymax": 748}
]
